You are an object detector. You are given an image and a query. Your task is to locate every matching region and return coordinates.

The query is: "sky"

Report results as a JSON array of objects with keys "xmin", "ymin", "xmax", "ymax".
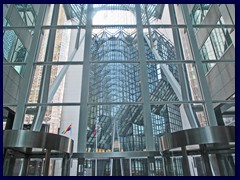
[{"xmin": 92, "ymin": 4, "xmax": 174, "ymax": 43}]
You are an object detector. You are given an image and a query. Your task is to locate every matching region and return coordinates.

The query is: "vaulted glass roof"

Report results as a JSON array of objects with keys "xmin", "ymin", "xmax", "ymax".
[{"xmin": 63, "ymin": 4, "xmax": 163, "ymax": 25}]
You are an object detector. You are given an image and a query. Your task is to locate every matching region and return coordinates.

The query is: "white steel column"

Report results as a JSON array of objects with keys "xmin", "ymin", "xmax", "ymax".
[
  {"xmin": 135, "ymin": 4, "xmax": 155, "ymax": 151},
  {"xmin": 168, "ymin": 4, "xmax": 200, "ymax": 128},
  {"xmin": 31, "ymin": 4, "xmax": 60, "ymax": 131},
  {"xmin": 181, "ymin": 4, "xmax": 218, "ymax": 126},
  {"xmin": 12, "ymin": 5, "xmax": 47, "ymax": 130},
  {"xmin": 77, "ymin": 4, "xmax": 94, "ymax": 152}
]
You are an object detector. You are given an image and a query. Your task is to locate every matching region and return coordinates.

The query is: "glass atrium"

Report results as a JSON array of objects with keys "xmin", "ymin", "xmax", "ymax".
[{"xmin": 3, "ymin": 4, "xmax": 235, "ymax": 176}]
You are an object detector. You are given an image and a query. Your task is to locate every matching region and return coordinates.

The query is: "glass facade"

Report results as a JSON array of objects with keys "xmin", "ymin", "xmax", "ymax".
[
  {"xmin": 200, "ymin": 16, "xmax": 233, "ymax": 72},
  {"xmin": 191, "ymin": 4, "xmax": 210, "ymax": 25},
  {"xmin": 3, "ymin": 4, "xmax": 235, "ymax": 176}
]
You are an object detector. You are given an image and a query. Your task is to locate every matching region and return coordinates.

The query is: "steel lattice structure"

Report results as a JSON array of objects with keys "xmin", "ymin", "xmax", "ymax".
[{"xmin": 86, "ymin": 29, "xmax": 182, "ymax": 152}]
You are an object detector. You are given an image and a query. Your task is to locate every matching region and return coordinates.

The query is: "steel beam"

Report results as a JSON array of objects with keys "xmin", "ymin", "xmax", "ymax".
[
  {"xmin": 181, "ymin": 4, "xmax": 218, "ymax": 126},
  {"xmin": 12, "ymin": 4, "xmax": 47, "ymax": 130},
  {"xmin": 155, "ymin": 4, "xmax": 165, "ymax": 19},
  {"xmin": 144, "ymin": 33, "xmax": 181, "ymax": 99},
  {"xmin": 47, "ymin": 27, "xmax": 85, "ymax": 102},
  {"xmin": 3, "ymin": 24, "xmax": 235, "ymax": 30},
  {"xmin": 135, "ymin": 4, "xmax": 155, "ymax": 151},
  {"xmin": 5, "ymin": 4, "xmax": 32, "ymax": 51},
  {"xmin": 43, "ymin": 150, "xmax": 51, "ymax": 176},
  {"xmin": 169, "ymin": 4, "xmax": 200, "ymax": 128},
  {"xmin": 47, "ymin": 49, "xmax": 77, "ymax": 101},
  {"xmin": 77, "ymin": 4, "xmax": 94, "ymax": 152},
  {"xmin": 31, "ymin": 4, "xmax": 60, "ymax": 131}
]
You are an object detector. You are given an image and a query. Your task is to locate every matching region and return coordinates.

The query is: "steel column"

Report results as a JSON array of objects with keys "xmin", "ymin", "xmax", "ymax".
[
  {"xmin": 31, "ymin": 4, "xmax": 60, "ymax": 131},
  {"xmin": 77, "ymin": 158, "xmax": 85, "ymax": 176},
  {"xmin": 162, "ymin": 151, "xmax": 171, "ymax": 176},
  {"xmin": 199, "ymin": 144, "xmax": 213, "ymax": 176},
  {"xmin": 12, "ymin": 4, "xmax": 47, "ymax": 130},
  {"xmin": 3, "ymin": 149, "xmax": 16, "ymax": 176},
  {"xmin": 180, "ymin": 4, "xmax": 218, "ymax": 126},
  {"xmin": 147, "ymin": 156, "xmax": 156, "ymax": 176},
  {"xmin": 135, "ymin": 4, "xmax": 155, "ymax": 151},
  {"xmin": 47, "ymin": 12, "xmax": 86, "ymax": 102},
  {"xmin": 169, "ymin": 4, "xmax": 200, "ymax": 128},
  {"xmin": 77, "ymin": 4, "xmax": 93, "ymax": 152},
  {"xmin": 19, "ymin": 156, "xmax": 30, "ymax": 176},
  {"xmin": 43, "ymin": 149, "xmax": 51, "ymax": 176},
  {"xmin": 77, "ymin": 4, "xmax": 94, "ymax": 175},
  {"xmin": 61, "ymin": 154, "xmax": 71, "ymax": 176},
  {"xmin": 143, "ymin": 34, "xmax": 182, "ymax": 99},
  {"xmin": 181, "ymin": 146, "xmax": 191, "ymax": 176}
]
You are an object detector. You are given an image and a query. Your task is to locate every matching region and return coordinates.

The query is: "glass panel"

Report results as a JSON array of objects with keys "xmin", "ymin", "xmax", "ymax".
[
  {"xmin": 92, "ymin": 4, "xmax": 136, "ymax": 25},
  {"xmin": 51, "ymin": 159, "xmax": 62, "ymax": 176},
  {"xmin": 191, "ymin": 4, "xmax": 210, "ymax": 25},
  {"xmin": 144, "ymin": 29, "xmax": 176, "ymax": 61},
  {"xmin": 15, "ymin": 4, "xmax": 37, "ymax": 27},
  {"xmin": 28, "ymin": 65, "xmax": 82, "ymax": 103},
  {"xmin": 87, "ymin": 104, "xmax": 144, "ymax": 152},
  {"xmin": 147, "ymin": 63, "xmax": 204, "ymax": 102},
  {"xmin": 153, "ymin": 103, "xmax": 208, "ymax": 149},
  {"xmin": 35, "ymin": 29, "xmax": 49, "ymax": 62},
  {"xmin": 24, "ymin": 105, "xmax": 80, "ymax": 151},
  {"xmin": 208, "ymin": 153, "xmax": 235, "ymax": 176},
  {"xmin": 140, "ymin": 4, "xmax": 183, "ymax": 25},
  {"xmin": 3, "ymin": 30, "xmax": 17, "ymax": 61},
  {"xmin": 43, "ymin": 4, "xmax": 54, "ymax": 25},
  {"xmin": 200, "ymin": 36, "xmax": 217, "ymax": 61},
  {"xmin": 131, "ymin": 158, "xmax": 148, "ymax": 176},
  {"xmin": 188, "ymin": 155, "xmax": 207, "ymax": 176},
  {"xmin": 196, "ymin": 27, "xmax": 234, "ymax": 61},
  {"xmin": 36, "ymin": 29, "xmax": 72, "ymax": 62},
  {"xmin": 213, "ymin": 102, "xmax": 235, "ymax": 126},
  {"xmin": 24, "ymin": 106, "xmax": 37, "ymax": 125},
  {"xmin": 65, "ymin": 4, "xmax": 86, "ymax": 26},
  {"xmin": 152, "ymin": 102, "xmax": 208, "ymax": 131},
  {"xmin": 161, "ymin": 152, "xmax": 184, "ymax": 176},
  {"xmin": 3, "ymin": 29, "xmax": 28, "ymax": 74},
  {"xmin": 70, "ymin": 159, "xmax": 78, "ymax": 176},
  {"xmin": 155, "ymin": 157, "xmax": 164, "ymax": 176},
  {"xmin": 28, "ymin": 65, "xmax": 43, "ymax": 103},
  {"xmin": 10, "ymin": 158, "xmax": 24, "ymax": 176},
  {"xmin": 211, "ymin": 28, "xmax": 231, "ymax": 59},
  {"xmin": 89, "ymin": 63, "xmax": 141, "ymax": 103},
  {"xmin": 27, "ymin": 158, "xmax": 43, "ymax": 176},
  {"xmin": 143, "ymin": 28, "xmax": 197, "ymax": 61},
  {"xmin": 91, "ymin": 29, "xmax": 138, "ymax": 61},
  {"xmin": 81, "ymin": 158, "xmax": 111, "ymax": 176},
  {"xmin": 57, "ymin": 4, "xmax": 71, "ymax": 25},
  {"xmin": 52, "ymin": 29, "xmax": 72, "ymax": 61}
]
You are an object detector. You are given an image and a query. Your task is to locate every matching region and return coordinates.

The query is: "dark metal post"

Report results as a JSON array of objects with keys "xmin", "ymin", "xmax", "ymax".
[
  {"xmin": 43, "ymin": 149, "xmax": 51, "ymax": 176},
  {"xmin": 181, "ymin": 146, "xmax": 191, "ymax": 176},
  {"xmin": 200, "ymin": 144, "xmax": 212, "ymax": 176},
  {"xmin": 62, "ymin": 154, "xmax": 71, "ymax": 176}
]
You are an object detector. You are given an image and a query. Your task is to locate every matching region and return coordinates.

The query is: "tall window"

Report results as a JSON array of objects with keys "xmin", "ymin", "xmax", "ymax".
[
  {"xmin": 210, "ymin": 16, "xmax": 232, "ymax": 59},
  {"xmin": 200, "ymin": 16, "xmax": 232, "ymax": 73},
  {"xmin": 3, "ymin": 18, "xmax": 28, "ymax": 74},
  {"xmin": 191, "ymin": 4, "xmax": 210, "ymax": 24},
  {"xmin": 15, "ymin": 4, "xmax": 37, "ymax": 26}
]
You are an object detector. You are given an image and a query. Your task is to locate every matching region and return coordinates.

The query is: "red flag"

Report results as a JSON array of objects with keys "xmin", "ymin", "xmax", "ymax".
[
  {"xmin": 62, "ymin": 124, "xmax": 72, "ymax": 134},
  {"xmin": 92, "ymin": 127, "xmax": 96, "ymax": 136}
]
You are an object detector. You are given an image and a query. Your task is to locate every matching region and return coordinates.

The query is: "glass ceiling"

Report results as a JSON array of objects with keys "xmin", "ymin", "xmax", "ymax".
[{"xmin": 64, "ymin": 4, "xmax": 161, "ymax": 25}]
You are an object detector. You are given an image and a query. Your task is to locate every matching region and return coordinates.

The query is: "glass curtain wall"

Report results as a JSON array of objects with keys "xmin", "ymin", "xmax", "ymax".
[{"xmin": 3, "ymin": 4, "xmax": 235, "ymax": 176}]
